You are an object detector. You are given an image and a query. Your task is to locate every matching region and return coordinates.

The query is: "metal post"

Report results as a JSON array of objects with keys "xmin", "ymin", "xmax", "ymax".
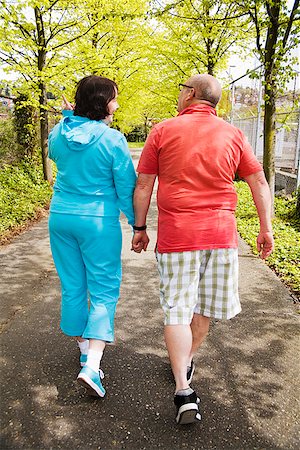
[
  {"xmin": 230, "ymin": 83, "xmax": 235, "ymax": 125},
  {"xmin": 254, "ymin": 74, "xmax": 263, "ymax": 156}
]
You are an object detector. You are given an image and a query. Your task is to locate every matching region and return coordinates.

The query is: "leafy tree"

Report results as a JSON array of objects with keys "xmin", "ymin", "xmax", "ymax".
[
  {"xmin": 152, "ymin": 0, "xmax": 252, "ymax": 77},
  {"xmin": 0, "ymin": 1, "xmax": 98, "ymax": 181},
  {"xmin": 237, "ymin": 0, "xmax": 300, "ymax": 208},
  {"xmin": 0, "ymin": 0, "xmax": 147, "ymax": 182},
  {"xmin": 62, "ymin": 1, "xmax": 153, "ymax": 132}
]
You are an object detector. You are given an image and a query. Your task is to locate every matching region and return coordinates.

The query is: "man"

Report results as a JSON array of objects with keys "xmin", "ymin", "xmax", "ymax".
[{"xmin": 131, "ymin": 74, "xmax": 274, "ymax": 425}]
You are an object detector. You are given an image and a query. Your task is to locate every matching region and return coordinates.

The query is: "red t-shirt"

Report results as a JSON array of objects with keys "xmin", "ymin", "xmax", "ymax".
[{"xmin": 137, "ymin": 104, "xmax": 262, "ymax": 253}]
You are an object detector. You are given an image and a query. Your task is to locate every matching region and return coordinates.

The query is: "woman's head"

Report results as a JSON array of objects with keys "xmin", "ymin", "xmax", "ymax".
[{"xmin": 74, "ymin": 75, "xmax": 118, "ymax": 122}]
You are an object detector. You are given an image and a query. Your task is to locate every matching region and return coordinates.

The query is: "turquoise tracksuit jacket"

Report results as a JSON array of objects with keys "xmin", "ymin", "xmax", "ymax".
[{"xmin": 48, "ymin": 110, "xmax": 136, "ymax": 223}]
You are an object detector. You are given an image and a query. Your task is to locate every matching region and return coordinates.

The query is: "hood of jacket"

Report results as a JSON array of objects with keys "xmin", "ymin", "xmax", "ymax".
[{"xmin": 60, "ymin": 115, "xmax": 108, "ymax": 151}]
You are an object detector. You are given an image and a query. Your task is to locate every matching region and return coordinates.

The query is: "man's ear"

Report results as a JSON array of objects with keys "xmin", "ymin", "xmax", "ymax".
[{"xmin": 187, "ymin": 88, "xmax": 195, "ymax": 99}]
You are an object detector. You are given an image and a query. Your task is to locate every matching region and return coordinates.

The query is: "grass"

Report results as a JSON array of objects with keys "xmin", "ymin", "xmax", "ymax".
[
  {"xmin": 128, "ymin": 142, "xmax": 145, "ymax": 148},
  {"xmin": 235, "ymin": 181, "xmax": 300, "ymax": 299}
]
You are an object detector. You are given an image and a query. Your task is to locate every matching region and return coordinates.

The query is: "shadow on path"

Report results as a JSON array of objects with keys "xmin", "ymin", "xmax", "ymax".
[{"xmin": 1, "ymin": 188, "xmax": 299, "ymax": 449}]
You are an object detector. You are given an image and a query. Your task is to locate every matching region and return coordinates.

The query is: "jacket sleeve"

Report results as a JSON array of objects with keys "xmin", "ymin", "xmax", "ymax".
[
  {"xmin": 48, "ymin": 126, "xmax": 56, "ymax": 161},
  {"xmin": 111, "ymin": 135, "xmax": 137, "ymax": 226},
  {"xmin": 48, "ymin": 111, "xmax": 73, "ymax": 161}
]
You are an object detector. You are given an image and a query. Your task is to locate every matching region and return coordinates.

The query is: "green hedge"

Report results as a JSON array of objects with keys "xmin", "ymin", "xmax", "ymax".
[
  {"xmin": 0, "ymin": 118, "xmax": 22, "ymax": 165},
  {"xmin": 235, "ymin": 181, "xmax": 300, "ymax": 298},
  {"xmin": 0, "ymin": 159, "xmax": 52, "ymax": 239}
]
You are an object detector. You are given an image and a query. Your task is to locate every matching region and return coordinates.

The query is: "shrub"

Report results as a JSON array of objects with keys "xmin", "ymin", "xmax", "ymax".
[
  {"xmin": 0, "ymin": 158, "xmax": 52, "ymax": 240},
  {"xmin": 236, "ymin": 181, "xmax": 300, "ymax": 298},
  {"xmin": 0, "ymin": 118, "xmax": 22, "ymax": 165},
  {"xmin": 14, "ymin": 94, "xmax": 38, "ymax": 158}
]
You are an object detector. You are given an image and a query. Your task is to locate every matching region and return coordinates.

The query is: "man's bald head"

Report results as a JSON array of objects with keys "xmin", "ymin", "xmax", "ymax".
[{"xmin": 186, "ymin": 74, "xmax": 222, "ymax": 107}]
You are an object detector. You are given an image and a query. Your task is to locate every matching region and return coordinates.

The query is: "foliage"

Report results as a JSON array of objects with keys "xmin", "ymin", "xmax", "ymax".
[
  {"xmin": 14, "ymin": 94, "xmax": 37, "ymax": 158},
  {"xmin": 0, "ymin": 159, "xmax": 52, "ymax": 239},
  {"xmin": 125, "ymin": 124, "xmax": 149, "ymax": 142},
  {"xmin": 242, "ymin": 0, "xmax": 300, "ymax": 93},
  {"xmin": 0, "ymin": 0, "xmax": 149, "ymax": 180},
  {"xmin": 0, "ymin": 117, "xmax": 22, "ymax": 165},
  {"xmin": 235, "ymin": 181, "xmax": 300, "ymax": 298},
  {"xmin": 1, "ymin": 0, "xmax": 298, "ymax": 177},
  {"xmin": 127, "ymin": 141, "xmax": 145, "ymax": 148},
  {"xmin": 152, "ymin": 0, "xmax": 252, "ymax": 77}
]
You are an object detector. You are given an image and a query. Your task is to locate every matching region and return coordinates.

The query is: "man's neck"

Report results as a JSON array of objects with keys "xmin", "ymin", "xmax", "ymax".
[{"xmin": 190, "ymin": 99, "xmax": 216, "ymax": 108}]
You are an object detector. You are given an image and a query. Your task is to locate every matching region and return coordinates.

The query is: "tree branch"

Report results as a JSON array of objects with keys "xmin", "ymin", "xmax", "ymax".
[
  {"xmin": 282, "ymin": 0, "xmax": 299, "ymax": 49},
  {"xmin": 51, "ymin": 17, "xmax": 105, "ymax": 51}
]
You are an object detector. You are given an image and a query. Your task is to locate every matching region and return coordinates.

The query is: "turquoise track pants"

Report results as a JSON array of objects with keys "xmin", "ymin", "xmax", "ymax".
[{"xmin": 49, "ymin": 213, "xmax": 122, "ymax": 342}]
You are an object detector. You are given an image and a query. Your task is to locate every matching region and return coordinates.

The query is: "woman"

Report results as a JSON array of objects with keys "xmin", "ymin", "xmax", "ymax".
[{"xmin": 48, "ymin": 75, "xmax": 136, "ymax": 398}]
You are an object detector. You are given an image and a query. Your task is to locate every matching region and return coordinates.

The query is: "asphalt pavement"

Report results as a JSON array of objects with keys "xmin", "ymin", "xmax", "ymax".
[{"xmin": 0, "ymin": 149, "xmax": 299, "ymax": 449}]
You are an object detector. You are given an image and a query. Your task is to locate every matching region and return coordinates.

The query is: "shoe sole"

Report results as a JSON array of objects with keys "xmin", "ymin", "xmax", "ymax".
[
  {"xmin": 77, "ymin": 374, "xmax": 105, "ymax": 398},
  {"xmin": 176, "ymin": 404, "xmax": 201, "ymax": 425}
]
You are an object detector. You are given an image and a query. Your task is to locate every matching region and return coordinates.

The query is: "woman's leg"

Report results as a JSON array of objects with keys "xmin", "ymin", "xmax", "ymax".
[
  {"xmin": 49, "ymin": 213, "xmax": 88, "ymax": 337},
  {"xmin": 79, "ymin": 216, "xmax": 122, "ymax": 343},
  {"xmin": 76, "ymin": 216, "xmax": 122, "ymax": 397}
]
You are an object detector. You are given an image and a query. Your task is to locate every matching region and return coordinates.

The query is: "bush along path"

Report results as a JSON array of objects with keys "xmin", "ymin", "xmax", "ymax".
[
  {"xmin": 0, "ymin": 158, "xmax": 52, "ymax": 244},
  {"xmin": 235, "ymin": 181, "xmax": 300, "ymax": 300}
]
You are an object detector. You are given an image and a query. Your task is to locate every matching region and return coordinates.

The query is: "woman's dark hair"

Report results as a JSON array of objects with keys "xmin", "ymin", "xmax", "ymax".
[{"xmin": 74, "ymin": 75, "xmax": 118, "ymax": 121}]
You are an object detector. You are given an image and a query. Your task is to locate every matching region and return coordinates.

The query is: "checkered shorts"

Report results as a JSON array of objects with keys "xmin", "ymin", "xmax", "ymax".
[{"xmin": 156, "ymin": 249, "xmax": 241, "ymax": 325}]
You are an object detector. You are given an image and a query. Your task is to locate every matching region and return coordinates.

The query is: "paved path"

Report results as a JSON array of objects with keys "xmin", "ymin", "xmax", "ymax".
[{"xmin": 1, "ymin": 152, "xmax": 299, "ymax": 449}]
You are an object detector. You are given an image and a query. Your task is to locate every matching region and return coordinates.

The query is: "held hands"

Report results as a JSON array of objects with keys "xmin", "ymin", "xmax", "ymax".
[
  {"xmin": 131, "ymin": 230, "xmax": 149, "ymax": 253},
  {"xmin": 256, "ymin": 231, "xmax": 274, "ymax": 259}
]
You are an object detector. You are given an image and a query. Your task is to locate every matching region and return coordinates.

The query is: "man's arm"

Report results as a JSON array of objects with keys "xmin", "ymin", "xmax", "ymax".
[
  {"xmin": 243, "ymin": 170, "xmax": 274, "ymax": 259},
  {"xmin": 131, "ymin": 173, "xmax": 156, "ymax": 253}
]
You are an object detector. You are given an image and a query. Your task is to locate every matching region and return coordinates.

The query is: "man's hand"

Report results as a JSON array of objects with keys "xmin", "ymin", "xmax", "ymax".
[
  {"xmin": 256, "ymin": 231, "xmax": 274, "ymax": 259},
  {"xmin": 131, "ymin": 231, "xmax": 149, "ymax": 253}
]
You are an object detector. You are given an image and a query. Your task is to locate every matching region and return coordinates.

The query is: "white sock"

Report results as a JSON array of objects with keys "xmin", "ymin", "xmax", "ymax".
[
  {"xmin": 86, "ymin": 349, "xmax": 103, "ymax": 373},
  {"xmin": 77, "ymin": 339, "xmax": 89, "ymax": 355},
  {"xmin": 176, "ymin": 388, "xmax": 194, "ymax": 396}
]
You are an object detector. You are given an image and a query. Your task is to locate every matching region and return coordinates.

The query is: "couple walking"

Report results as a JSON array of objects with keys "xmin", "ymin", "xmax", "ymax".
[{"xmin": 48, "ymin": 74, "xmax": 273, "ymax": 425}]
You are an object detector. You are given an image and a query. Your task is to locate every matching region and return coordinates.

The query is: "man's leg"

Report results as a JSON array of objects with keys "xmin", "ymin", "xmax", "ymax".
[
  {"xmin": 165, "ymin": 315, "xmax": 210, "ymax": 392},
  {"xmin": 164, "ymin": 325, "xmax": 192, "ymax": 392},
  {"xmin": 157, "ymin": 251, "xmax": 202, "ymax": 424},
  {"xmin": 189, "ymin": 313, "xmax": 210, "ymax": 365}
]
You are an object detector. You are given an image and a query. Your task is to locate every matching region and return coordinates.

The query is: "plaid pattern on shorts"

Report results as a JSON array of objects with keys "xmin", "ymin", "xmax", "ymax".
[{"xmin": 156, "ymin": 249, "xmax": 241, "ymax": 325}]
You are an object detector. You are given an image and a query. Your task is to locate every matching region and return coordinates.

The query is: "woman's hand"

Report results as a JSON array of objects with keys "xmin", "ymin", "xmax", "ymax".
[{"xmin": 62, "ymin": 94, "xmax": 74, "ymax": 111}]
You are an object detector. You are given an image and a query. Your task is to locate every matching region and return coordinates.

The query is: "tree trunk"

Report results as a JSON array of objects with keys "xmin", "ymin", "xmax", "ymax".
[
  {"xmin": 35, "ymin": 7, "xmax": 52, "ymax": 183},
  {"xmin": 144, "ymin": 116, "xmax": 148, "ymax": 141},
  {"xmin": 207, "ymin": 53, "xmax": 214, "ymax": 76},
  {"xmin": 39, "ymin": 82, "xmax": 52, "ymax": 183},
  {"xmin": 263, "ymin": 81, "xmax": 276, "ymax": 215},
  {"xmin": 262, "ymin": 2, "xmax": 280, "ymax": 216}
]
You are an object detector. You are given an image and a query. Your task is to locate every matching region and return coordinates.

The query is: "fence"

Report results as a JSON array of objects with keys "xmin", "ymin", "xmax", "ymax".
[
  {"xmin": 228, "ymin": 68, "xmax": 300, "ymax": 185},
  {"xmin": 233, "ymin": 111, "xmax": 299, "ymax": 172}
]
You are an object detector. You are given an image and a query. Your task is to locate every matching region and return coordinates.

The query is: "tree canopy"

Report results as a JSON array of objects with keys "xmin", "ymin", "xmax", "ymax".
[{"xmin": 0, "ymin": 0, "xmax": 299, "ymax": 188}]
